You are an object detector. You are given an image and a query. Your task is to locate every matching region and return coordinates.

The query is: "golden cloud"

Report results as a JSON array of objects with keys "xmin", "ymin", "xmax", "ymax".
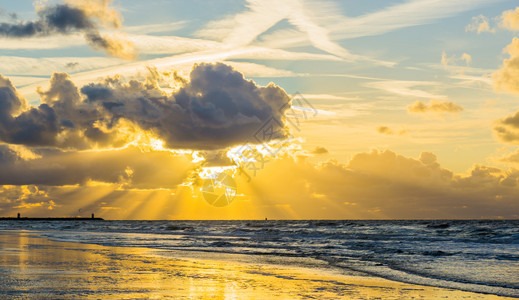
[
  {"xmin": 66, "ymin": 0, "xmax": 123, "ymax": 29},
  {"xmin": 311, "ymin": 146, "xmax": 329, "ymax": 155},
  {"xmin": 376, "ymin": 126, "xmax": 406, "ymax": 136},
  {"xmin": 499, "ymin": 148, "xmax": 519, "ymax": 163},
  {"xmin": 494, "ymin": 110, "xmax": 519, "ymax": 143},
  {"xmin": 465, "ymin": 15, "xmax": 496, "ymax": 34},
  {"xmin": 407, "ymin": 99, "xmax": 463, "ymax": 115},
  {"xmin": 493, "ymin": 37, "xmax": 519, "ymax": 95},
  {"xmin": 228, "ymin": 149, "xmax": 519, "ymax": 219},
  {"xmin": 501, "ymin": 7, "xmax": 519, "ymax": 31},
  {"xmin": 1, "ymin": 148, "xmax": 519, "ymax": 219}
]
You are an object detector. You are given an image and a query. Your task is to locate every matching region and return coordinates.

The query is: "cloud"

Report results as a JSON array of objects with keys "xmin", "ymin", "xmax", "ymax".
[
  {"xmin": 64, "ymin": 0, "xmax": 122, "ymax": 29},
  {"xmin": 85, "ymin": 32, "xmax": 136, "ymax": 60},
  {"xmin": 493, "ymin": 110, "xmax": 519, "ymax": 144},
  {"xmin": 1, "ymin": 147, "xmax": 519, "ymax": 219},
  {"xmin": 493, "ymin": 37, "xmax": 519, "ymax": 95},
  {"xmin": 366, "ymin": 80, "xmax": 446, "ymax": 99},
  {"xmin": 0, "ymin": 0, "xmax": 135, "ymax": 59},
  {"xmin": 441, "ymin": 51, "xmax": 472, "ymax": 67},
  {"xmin": 500, "ymin": 7, "xmax": 519, "ymax": 31},
  {"xmin": 0, "ymin": 185, "xmax": 48, "ymax": 204},
  {"xmin": 376, "ymin": 126, "xmax": 406, "ymax": 136},
  {"xmin": 196, "ymin": 0, "xmax": 394, "ymax": 66},
  {"xmin": 491, "ymin": 7, "xmax": 519, "ymax": 95},
  {"xmin": 0, "ymin": 62, "xmax": 291, "ymax": 150},
  {"xmin": 465, "ymin": 7, "xmax": 519, "ymax": 35},
  {"xmin": 0, "ymin": 144, "xmax": 20, "ymax": 164},
  {"xmin": 259, "ymin": 0, "xmax": 494, "ymax": 51},
  {"xmin": 311, "ymin": 146, "xmax": 328, "ymax": 155},
  {"xmin": 0, "ymin": 145, "xmax": 196, "ymax": 188},
  {"xmin": 465, "ymin": 15, "xmax": 496, "ymax": 33},
  {"xmin": 14, "ymin": 200, "xmax": 58, "ymax": 210},
  {"xmin": 461, "ymin": 53, "xmax": 472, "ymax": 65},
  {"xmin": 226, "ymin": 149, "xmax": 519, "ymax": 219},
  {"xmin": 223, "ymin": 61, "xmax": 296, "ymax": 77},
  {"xmin": 407, "ymin": 99, "xmax": 463, "ymax": 115},
  {"xmin": 499, "ymin": 148, "xmax": 519, "ymax": 163}
]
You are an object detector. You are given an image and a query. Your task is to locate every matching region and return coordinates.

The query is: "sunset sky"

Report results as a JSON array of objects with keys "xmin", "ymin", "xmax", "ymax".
[{"xmin": 1, "ymin": 0, "xmax": 519, "ymax": 219}]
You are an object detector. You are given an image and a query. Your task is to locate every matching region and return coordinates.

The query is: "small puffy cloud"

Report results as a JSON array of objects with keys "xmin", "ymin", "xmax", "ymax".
[
  {"xmin": 465, "ymin": 15, "xmax": 496, "ymax": 34},
  {"xmin": 441, "ymin": 51, "xmax": 472, "ymax": 67},
  {"xmin": 407, "ymin": 99, "xmax": 463, "ymax": 115},
  {"xmin": 376, "ymin": 126, "xmax": 406, "ymax": 136},
  {"xmin": 441, "ymin": 51, "xmax": 452, "ymax": 66},
  {"xmin": 500, "ymin": 7, "xmax": 519, "ymax": 31},
  {"xmin": 493, "ymin": 37, "xmax": 519, "ymax": 95},
  {"xmin": 466, "ymin": 8, "xmax": 519, "ymax": 35},
  {"xmin": 311, "ymin": 146, "xmax": 328, "ymax": 155},
  {"xmin": 461, "ymin": 53, "xmax": 472, "ymax": 65},
  {"xmin": 0, "ymin": 0, "xmax": 135, "ymax": 59}
]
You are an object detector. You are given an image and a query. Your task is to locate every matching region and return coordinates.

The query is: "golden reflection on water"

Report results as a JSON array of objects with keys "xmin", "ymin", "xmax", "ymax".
[{"xmin": 0, "ymin": 232, "xmax": 510, "ymax": 299}]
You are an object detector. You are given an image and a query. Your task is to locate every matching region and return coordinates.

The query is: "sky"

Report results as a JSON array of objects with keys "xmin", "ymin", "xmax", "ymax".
[{"xmin": 1, "ymin": 0, "xmax": 519, "ymax": 219}]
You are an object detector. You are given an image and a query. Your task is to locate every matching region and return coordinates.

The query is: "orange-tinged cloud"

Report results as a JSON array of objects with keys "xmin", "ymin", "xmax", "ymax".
[
  {"xmin": 376, "ymin": 126, "xmax": 406, "ymax": 136},
  {"xmin": 170, "ymin": 149, "xmax": 519, "ymax": 219},
  {"xmin": 493, "ymin": 110, "xmax": 519, "ymax": 144},
  {"xmin": 465, "ymin": 15, "xmax": 496, "ymax": 34},
  {"xmin": 493, "ymin": 37, "xmax": 519, "ymax": 95},
  {"xmin": 1, "ymin": 148, "xmax": 519, "ymax": 219},
  {"xmin": 65, "ymin": 0, "xmax": 123, "ymax": 29},
  {"xmin": 311, "ymin": 146, "xmax": 328, "ymax": 155},
  {"xmin": 86, "ymin": 32, "xmax": 137, "ymax": 60},
  {"xmin": 501, "ymin": 7, "xmax": 519, "ymax": 31},
  {"xmin": 407, "ymin": 99, "xmax": 463, "ymax": 115}
]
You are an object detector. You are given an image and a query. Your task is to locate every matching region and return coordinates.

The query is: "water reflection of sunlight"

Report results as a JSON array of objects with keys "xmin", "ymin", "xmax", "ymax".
[{"xmin": 0, "ymin": 232, "xmax": 482, "ymax": 299}]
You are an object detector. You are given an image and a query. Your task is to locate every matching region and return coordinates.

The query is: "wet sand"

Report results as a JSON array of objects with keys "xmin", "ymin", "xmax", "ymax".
[{"xmin": 0, "ymin": 231, "xmax": 513, "ymax": 299}]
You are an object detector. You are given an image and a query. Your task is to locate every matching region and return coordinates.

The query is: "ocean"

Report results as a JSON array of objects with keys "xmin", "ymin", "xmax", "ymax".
[{"xmin": 0, "ymin": 220, "xmax": 517, "ymax": 297}]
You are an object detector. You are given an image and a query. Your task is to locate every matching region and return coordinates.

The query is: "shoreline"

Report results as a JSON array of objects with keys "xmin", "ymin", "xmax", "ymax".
[{"xmin": 0, "ymin": 231, "xmax": 514, "ymax": 299}]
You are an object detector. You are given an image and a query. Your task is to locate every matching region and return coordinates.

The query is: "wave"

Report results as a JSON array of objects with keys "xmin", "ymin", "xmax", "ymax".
[{"xmin": 1, "ymin": 220, "xmax": 518, "ymax": 297}]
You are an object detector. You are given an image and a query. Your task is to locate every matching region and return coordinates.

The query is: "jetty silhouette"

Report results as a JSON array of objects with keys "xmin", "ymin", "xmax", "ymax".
[{"xmin": 0, "ymin": 213, "xmax": 104, "ymax": 221}]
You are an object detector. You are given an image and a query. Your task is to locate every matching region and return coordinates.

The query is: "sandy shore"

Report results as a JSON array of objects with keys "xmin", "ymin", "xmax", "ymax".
[{"xmin": 0, "ymin": 231, "xmax": 513, "ymax": 299}]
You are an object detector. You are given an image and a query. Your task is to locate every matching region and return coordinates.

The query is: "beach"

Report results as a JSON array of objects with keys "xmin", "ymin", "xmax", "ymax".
[{"xmin": 0, "ymin": 231, "xmax": 513, "ymax": 299}]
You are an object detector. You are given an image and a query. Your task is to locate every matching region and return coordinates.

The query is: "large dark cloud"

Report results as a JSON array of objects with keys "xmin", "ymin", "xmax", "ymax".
[
  {"xmin": 0, "ymin": 4, "xmax": 94, "ymax": 37},
  {"xmin": 81, "ymin": 63, "xmax": 291, "ymax": 149},
  {"xmin": 0, "ymin": 62, "xmax": 291, "ymax": 150},
  {"xmin": 0, "ymin": 1, "xmax": 135, "ymax": 59},
  {"xmin": 0, "ymin": 74, "xmax": 67, "ymax": 147}
]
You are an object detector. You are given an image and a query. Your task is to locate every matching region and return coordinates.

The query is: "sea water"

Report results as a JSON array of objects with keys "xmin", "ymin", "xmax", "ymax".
[{"xmin": 0, "ymin": 220, "xmax": 517, "ymax": 297}]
